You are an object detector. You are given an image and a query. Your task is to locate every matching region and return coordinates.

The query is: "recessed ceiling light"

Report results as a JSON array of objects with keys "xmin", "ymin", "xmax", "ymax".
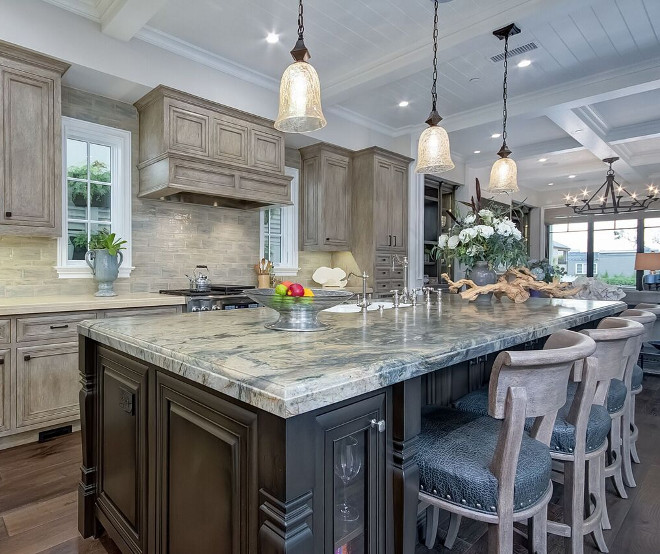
[
  {"xmin": 538, "ymin": 158, "xmax": 547, "ymax": 162},
  {"xmin": 568, "ymin": 175, "xmax": 576, "ymax": 179},
  {"xmin": 266, "ymin": 32, "xmax": 279, "ymax": 44},
  {"xmin": 473, "ymin": 150, "xmax": 481, "ymax": 154},
  {"xmin": 547, "ymin": 182, "xmax": 554, "ymax": 186},
  {"xmin": 491, "ymin": 133, "xmax": 501, "ymax": 138},
  {"xmin": 517, "ymin": 59, "xmax": 532, "ymax": 68},
  {"xmin": 398, "ymin": 100, "xmax": 409, "ymax": 107}
]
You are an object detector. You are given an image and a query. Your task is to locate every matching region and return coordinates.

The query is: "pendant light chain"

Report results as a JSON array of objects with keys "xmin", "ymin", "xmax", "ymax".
[
  {"xmin": 297, "ymin": 0, "xmax": 304, "ymax": 41},
  {"xmin": 501, "ymin": 33, "xmax": 509, "ymax": 148},
  {"xmin": 431, "ymin": 0, "xmax": 439, "ymax": 113}
]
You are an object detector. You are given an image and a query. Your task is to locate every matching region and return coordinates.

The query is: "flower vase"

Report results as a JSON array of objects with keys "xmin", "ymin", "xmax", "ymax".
[
  {"xmin": 85, "ymin": 249, "xmax": 123, "ymax": 296},
  {"xmin": 470, "ymin": 261, "xmax": 497, "ymax": 304}
]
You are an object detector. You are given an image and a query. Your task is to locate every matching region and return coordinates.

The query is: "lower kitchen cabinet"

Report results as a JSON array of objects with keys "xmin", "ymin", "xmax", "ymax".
[
  {"xmin": 96, "ymin": 347, "xmax": 148, "ymax": 554},
  {"xmin": 16, "ymin": 342, "xmax": 79, "ymax": 427},
  {"xmin": 0, "ymin": 350, "xmax": 9, "ymax": 432}
]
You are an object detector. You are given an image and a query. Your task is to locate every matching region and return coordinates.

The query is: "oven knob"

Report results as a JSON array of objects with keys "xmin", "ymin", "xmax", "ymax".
[
  {"xmin": 200, "ymin": 306, "xmax": 210, "ymax": 311},
  {"xmin": 191, "ymin": 306, "xmax": 200, "ymax": 312},
  {"xmin": 211, "ymin": 305, "xmax": 221, "ymax": 310}
]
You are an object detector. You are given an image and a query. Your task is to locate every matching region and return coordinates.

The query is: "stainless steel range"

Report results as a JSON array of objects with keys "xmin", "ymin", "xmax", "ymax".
[{"xmin": 159, "ymin": 284, "xmax": 258, "ymax": 312}]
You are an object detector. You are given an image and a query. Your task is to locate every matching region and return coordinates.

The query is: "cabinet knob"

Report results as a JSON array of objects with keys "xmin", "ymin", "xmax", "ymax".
[
  {"xmin": 5, "ymin": 211, "xmax": 11, "ymax": 218},
  {"xmin": 325, "ymin": 238, "xmax": 330, "ymax": 241},
  {"xmin": 370, "ymin": 419, "xmax": 385, "ymax": 433},
  {"xmin": 24, "ymin": 354, "xmax": 31, "ymax": 361}
]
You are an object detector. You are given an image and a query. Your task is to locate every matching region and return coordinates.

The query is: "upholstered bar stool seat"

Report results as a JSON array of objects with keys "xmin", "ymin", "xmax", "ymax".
[
  {"xmin": 631, "ymin": 364, "xmax": 643, "ymax": 391},
  {"xmin": 417, "ymin": 407, "xmax": 552, "ymax": 515},
  {"xmin": 454, "ymin": 385, "xmax": 611, "ymax": 455},
  {"xmin": 605, "ymin": 379, "xmax": 627, "ymax": 413}
]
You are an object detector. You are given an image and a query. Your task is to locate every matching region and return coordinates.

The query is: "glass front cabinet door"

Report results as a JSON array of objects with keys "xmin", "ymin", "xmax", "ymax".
[{"xmin": 316, "ymin": 393, "xmax": 387, "ymax": 554}]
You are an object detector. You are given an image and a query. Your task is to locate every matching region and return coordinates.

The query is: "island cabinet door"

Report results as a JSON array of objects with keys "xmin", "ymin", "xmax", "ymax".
[
  {"xmin": 96, "ymin": 347, "xmax": 149, "ymax": 554},
  {"xmin": 316, "ymin": 393, "xmax": 387, "ymax": 554},
  {"xmin": 154, "ymin": 372, "xmax": 258, "ymax": 554}
]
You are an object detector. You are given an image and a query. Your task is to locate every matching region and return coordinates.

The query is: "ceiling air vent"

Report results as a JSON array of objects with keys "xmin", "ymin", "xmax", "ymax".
[{"xmin": 490, "ymin": 42, "xmax": 537, "ymax": 63}]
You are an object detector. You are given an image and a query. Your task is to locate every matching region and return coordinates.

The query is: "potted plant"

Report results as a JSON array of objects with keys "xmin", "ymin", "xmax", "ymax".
[
  {"xmin": 85, "ymin": 229, "xmax": 127, "ymax": 297},
  {"xmin": 432, "ymin": 179, "xmax": 528, "ymax": 304}
]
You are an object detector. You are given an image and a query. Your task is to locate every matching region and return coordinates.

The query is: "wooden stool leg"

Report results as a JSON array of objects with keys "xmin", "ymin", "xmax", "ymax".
[
  {"xmin": 608, "ymin": 416, "xmax": 628, "ymax": 499},
  {"xmin": 600, "ymin": 451, "xmax": 611, "ymax": 531},
  {"xmin": 488, "ymin": 519, "xmax": 513, "ymax": 554},
  {"xmin": 622, "ymin": 397, "xmax": 636, "ymax": 488},
  {"xmin": 424, "ymin": 505, "xmax": 440, "ymax": 549},
  {"xmin": 563, "ymin": 459, "xmax": 584, "ymax": 554},
  {"xmin": 444, "ymin": 513, "xmax": 461, "ymax": 549},
  {"xmin": 630, "ymin": 393, "xmax": 641, "ymax": 464},
  {"xmin": 529, "ymin": 505, "xmax": 548, "ymax": 554},
  {"xmin": 588, "ymin": 453, "xmax": 609, "ymax": 553}
]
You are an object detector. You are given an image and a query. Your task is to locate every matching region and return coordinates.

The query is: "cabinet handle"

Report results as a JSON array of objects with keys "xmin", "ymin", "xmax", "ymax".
[
  {"xmin": 5, "ymin": 211, "xmax": 11, "ymax": 218},
  {"xmin": 388, "ymin": 235, "xmax": 392, "ymax": 246},
  {"xmin": 49, "ymin": 324, "xmax": 69, "ymax": 329},
  {"xmin": 0, "ymin": 358, "xmax": 4, "ymax": 365},
  {"xmin": 370, "ymin": 419, "xmax": 386, "ymax": 433},
  {"xmin": 393, "ymin": 235, "xmax": 397, "ymax": 247},
  {"xmin": 24, "ymin": 355, "xmax": 31, "ymax": 361}
]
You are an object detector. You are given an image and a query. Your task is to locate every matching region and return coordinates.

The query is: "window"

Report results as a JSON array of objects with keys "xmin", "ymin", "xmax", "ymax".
[
  {"xmin": 260, "ymin": 167, "xmax": 299, "ymax": 276},
  {"xmin": 575, "ymin": 263, "xmax": 586, "ymax": 275},
  {"xmin": 593, "ymin": 219, "xmax": 636, "ymax": 286},
  {"xmin": 57, "ymin": 118, "xmax": 132, "ymax": 278},
  {"xmin": 548, "ymin": 221, "xmax": 588, "ymax": 281}
]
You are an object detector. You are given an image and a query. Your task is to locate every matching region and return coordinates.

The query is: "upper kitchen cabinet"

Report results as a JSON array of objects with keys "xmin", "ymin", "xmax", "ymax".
[
  {"xmin": 0, "ymin": 42, "xmax": 69, "ymax": 237},
  {"xmin": 351, "ymin": 147, "xmax": 412, "ymax": 293},
  {"xmin": 299, "ymin": 143, "xmax": 352, "ymax": 251},
  {"xmin": 134, "ymin": 86, "xmax": 292, "ymax": 210}
]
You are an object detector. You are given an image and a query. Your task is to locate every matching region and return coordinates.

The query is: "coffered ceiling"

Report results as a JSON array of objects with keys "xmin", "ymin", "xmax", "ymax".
[{"xmin": 41, "ymin": 0, "xmax": 660, "ymax": 195}]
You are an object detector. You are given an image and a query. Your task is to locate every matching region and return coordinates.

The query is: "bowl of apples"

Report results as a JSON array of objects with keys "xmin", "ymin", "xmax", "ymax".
[{"xmin": 244, "ymin": 281, "xmax": 354, "ymax": 331}]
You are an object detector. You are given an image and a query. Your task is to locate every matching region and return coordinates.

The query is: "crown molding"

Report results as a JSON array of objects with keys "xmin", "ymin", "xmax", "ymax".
[
  {"xmin": 135, "ymin": 26, "xmax": 279, "ymax": 92},
  {"xmin": 42, "ymin": 0, "xmax": 117, "ymax": 22}
]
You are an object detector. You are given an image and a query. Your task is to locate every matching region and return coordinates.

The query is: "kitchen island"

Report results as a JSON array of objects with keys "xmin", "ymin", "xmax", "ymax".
[{"xmin": 77, "ymin": 296, "xmax": 625, "ymax": 554}]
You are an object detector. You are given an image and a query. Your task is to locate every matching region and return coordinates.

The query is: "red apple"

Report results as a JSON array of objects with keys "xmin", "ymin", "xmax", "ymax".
[{"xmin": 289, "ymin": 283, "xmax": 305, "ymax": 297}]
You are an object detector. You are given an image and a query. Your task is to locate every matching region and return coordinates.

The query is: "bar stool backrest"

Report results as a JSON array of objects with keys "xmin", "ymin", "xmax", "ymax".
[
  {"xmin": 488, "ymin": 329, "xmax": 597, "ymax": 443},
  {"xmin": 618, "ymin": 309, "xmax": 656, "ymax": 388},
  {"xmin": 581, "ymin": 317, "xmax": 644, "ymax": 406}
]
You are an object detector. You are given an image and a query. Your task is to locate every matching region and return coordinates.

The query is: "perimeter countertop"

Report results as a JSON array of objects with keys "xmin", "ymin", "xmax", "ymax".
[
  {"xmin": 0, "ymin": 292, "xmax": 186, "ymax": 316},
  {"xmin": 78, "ymin": 296, "xmax": 625, "ymax": 418}
]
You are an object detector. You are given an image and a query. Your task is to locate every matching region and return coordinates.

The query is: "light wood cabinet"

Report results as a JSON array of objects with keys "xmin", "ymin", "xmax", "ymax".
[
  {"xmin": 135, "ymin": 86, "xmax": 291, "ymax": 210},
  {"xmin": 16, "ymin": 342, "xmax": 79, "ymax": 427},
  {"xmin": 0, "ymin": 42, "xmax": 69, "ymax": 236},
  {"xmin": 351, "ymin": 147, "xmax": 412, "ymax": 294},
  {"xmin": 0, "ymin": 350, "xmax": 9, "ymax": 433},
  {"xmin": 300, "ymin": 143, "xmax": 352, "ymax": 251}
]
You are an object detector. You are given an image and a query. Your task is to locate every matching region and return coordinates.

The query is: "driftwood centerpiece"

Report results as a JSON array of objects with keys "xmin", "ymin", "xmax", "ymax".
[{"xmin": 442, "ymin": 267, "xmax": 584, "ymax": 303}]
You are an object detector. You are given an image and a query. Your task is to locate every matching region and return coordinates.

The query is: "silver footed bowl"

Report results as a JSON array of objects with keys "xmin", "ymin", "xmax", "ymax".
[{"xmin": 243, "ymin": 288, "xmax": 355, "ymax": 332}]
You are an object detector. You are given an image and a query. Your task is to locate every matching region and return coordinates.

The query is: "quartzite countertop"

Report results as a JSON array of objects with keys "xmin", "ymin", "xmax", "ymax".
[
  {"xmin": 78, "ymin": 296, "xmax": 625, "ymax": 418},
  {"xmin": 0, "ymin": 292, "xmax": 185, "ymax": 316}
]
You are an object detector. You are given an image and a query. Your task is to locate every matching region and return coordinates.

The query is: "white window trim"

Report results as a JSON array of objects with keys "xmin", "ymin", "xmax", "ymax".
[
  {"xmin": 259, "ymin": 167, "xmax": 299, "ymax": 276},
  {"xmin": 575, "ymin": 263, "xmax": 586, "ymax": 275},
  {"xmin": 56, "ymin": 117, "xmax": 133, "ymax": 278}
]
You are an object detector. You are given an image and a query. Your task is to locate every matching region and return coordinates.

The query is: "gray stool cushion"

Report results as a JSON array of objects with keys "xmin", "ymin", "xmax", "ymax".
[
  {"xmin": 632, "ymin": 364, "xmax": 643, "ymax": 392},
  {"xmin": 416, "ymin": 407, "xmax": 551, "ymax": 515},
  {"xmin": 454, "ymin": 386, "xmax": 610, "ymax": 454},
  {"xmin": 607, "ymin": 379, "xmax": 627, "ymax": 413}
]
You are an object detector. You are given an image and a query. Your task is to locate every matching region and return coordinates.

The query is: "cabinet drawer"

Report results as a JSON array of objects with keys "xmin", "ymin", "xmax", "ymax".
[
  {"xmin": 390, "ymin": 268, "xmax": 405, "ymax": 280},
  {"xmin": 374, "ymin": 268, "xmax": 390, "ymax": 281},
  {"xmin": 374, "ymin": 280, "xmax": 392, "ymax": 293},
  {"xmin": 17, "ymin": 312, "xmax": 96, "ymax": 342},
  {"xmin": 0, "ymin": 320, "xmax": 10, "ymax": 344},
  {"xmin": 375, "ymin": 253, "xmax": 391, "ymax": 266},
  {"xmin": 103, "ymin": 306, "xmax": 181, "ymax": 318}
]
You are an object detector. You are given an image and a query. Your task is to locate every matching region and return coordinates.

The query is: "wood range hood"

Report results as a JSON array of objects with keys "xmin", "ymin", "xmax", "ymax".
[{"xmin": 134, "ymin": 86, "xmax": 292, "ymax": 210}]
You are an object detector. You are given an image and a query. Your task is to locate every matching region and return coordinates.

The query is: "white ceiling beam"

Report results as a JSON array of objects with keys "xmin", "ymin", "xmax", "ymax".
[
  {"xmin": 322, "ymin": 0, "xmax": 579, "ymax": 106},
  {"xmin": 607, "ymin": 119, "xmax": 660, "ymax": 144},
  {"xmin": 101, "ymin": 0, "xmax": 167, "ymax": 41}
]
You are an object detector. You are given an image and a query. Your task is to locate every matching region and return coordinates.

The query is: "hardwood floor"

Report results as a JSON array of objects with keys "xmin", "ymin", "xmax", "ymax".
[{"xmin": 0, "ymin": 375, "xmax": 657, "ymax": 553}]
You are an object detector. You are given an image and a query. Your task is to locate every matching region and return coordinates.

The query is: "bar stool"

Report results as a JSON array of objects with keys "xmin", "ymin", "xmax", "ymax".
[
  {"xmin": 617, "ymin": 309, "xmax": 656, "ymax": 488},
  {"xmin": 452, "ymin": 318, "xmax": 642, "ymax": 554},
  {"xmin": 418, "ymin": 330, "xmax": 596, "ymax": 554}
]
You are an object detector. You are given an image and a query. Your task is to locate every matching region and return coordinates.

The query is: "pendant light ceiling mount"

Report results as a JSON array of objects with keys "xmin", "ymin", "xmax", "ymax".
[
  {"xmin": 415, "ymin": 0, "xmax": 455, "ymax": 174},
  {"xmin": 274, "ymin": 0, "xmax": 326, "ymax": 134}
]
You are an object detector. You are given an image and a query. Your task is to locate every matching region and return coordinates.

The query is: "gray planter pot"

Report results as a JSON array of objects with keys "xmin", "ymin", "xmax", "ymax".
[
  {"xmin": 469, "ymin": 260, "xmax": 497, "ymax": 305},
  {"xmin": 85, "ymin": 249, "xmax": 123, "ymax": 297}
]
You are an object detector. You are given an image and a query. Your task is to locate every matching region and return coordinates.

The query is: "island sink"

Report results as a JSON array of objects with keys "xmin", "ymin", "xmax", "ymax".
[{"xmin": 77, "ymin": 296, "xmax": 625, "ymax": 553}]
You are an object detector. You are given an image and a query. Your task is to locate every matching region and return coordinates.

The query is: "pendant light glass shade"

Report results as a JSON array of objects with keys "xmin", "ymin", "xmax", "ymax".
[
  {"xmin": 275, "ymin": 61, "xmax": 326, "ymax": 133},
  {"xmin": 488, "ymin": 156, "xmax": 518, "ymax": 194},
  {"xmin": 415, "ymin": 124, "xmax": 454, "ymax": 173}
]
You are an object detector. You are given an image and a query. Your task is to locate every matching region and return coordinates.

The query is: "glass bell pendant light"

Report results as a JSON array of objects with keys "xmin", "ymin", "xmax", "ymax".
[
  {"xmin": 415, "ymin": 0, "xmax": 454, "ymax": 174},
  {"xmin": 488, "ymin": 23, "xmax": 520, "ymax": 194},
  {"xmin": 274, "ymin": 0, "xmax": 326, "ymax": 133}
]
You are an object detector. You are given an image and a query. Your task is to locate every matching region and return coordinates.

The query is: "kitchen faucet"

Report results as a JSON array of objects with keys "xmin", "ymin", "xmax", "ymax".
[
  {"xmin": 347, "ymin": 271, "xmax": 371, "ymax": 311},
  {"xmin": 391, "ymin": 255, "xmax": 414, "ymax": 304}
]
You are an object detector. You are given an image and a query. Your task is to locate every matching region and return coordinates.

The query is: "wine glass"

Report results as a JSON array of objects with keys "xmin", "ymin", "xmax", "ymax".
[{"xmin": 334, "ymin": 435, "xmax": 362, "ymax": 522}]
